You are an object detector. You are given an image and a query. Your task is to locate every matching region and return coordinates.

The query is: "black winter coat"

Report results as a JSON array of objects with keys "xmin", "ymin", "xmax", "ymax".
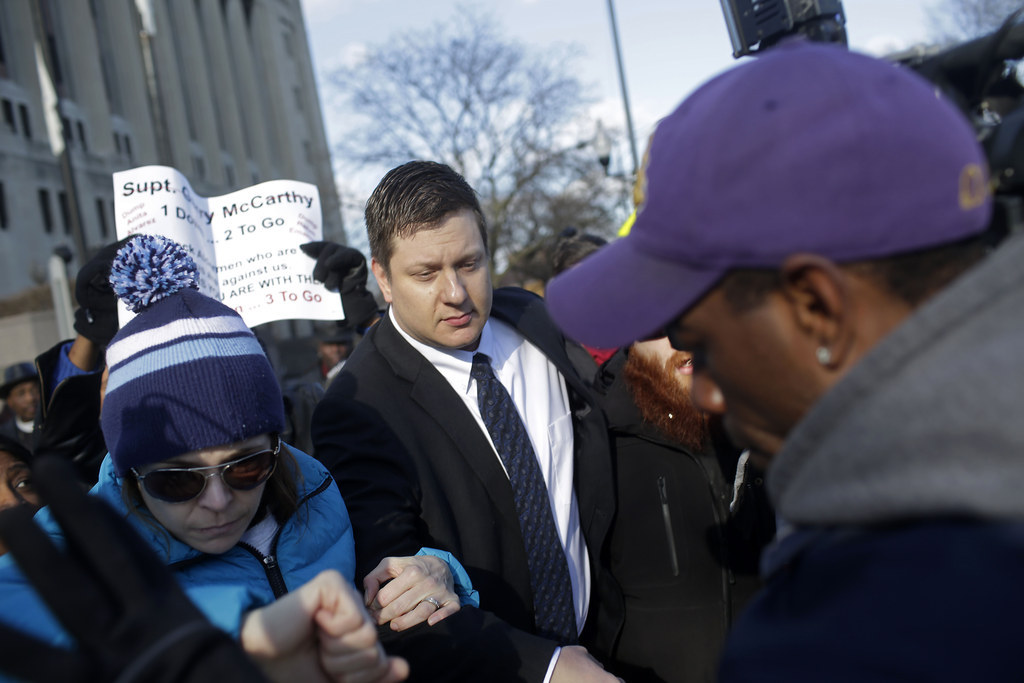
[
  {"xmin": 595, "ymin": 348, "xmax": 775, "ymax": 683},
  {"xmin": 34, "ymin": 341, "xmax": 106, "ymax": 484}
]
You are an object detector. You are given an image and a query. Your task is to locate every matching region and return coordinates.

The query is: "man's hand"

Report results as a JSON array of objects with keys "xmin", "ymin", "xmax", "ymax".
[
  {"xmin": 241, "ymin": 569, "xmax": 408, "ymax": 683},
  {"xmin": 364, "ymin": 556, "xmax": 461, "ymax": 631},
  {"xmin": 550, "ymin": 645, "xmax": 622, "ymax": 683}
]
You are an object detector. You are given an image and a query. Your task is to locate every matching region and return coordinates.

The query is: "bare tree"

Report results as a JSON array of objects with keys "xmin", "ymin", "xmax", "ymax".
[
  {"xmin": 928, "ymin": 0, "xmax": 1023, "ymax": 43},
  {"xmin": 326, "ymin": 7, "xmax": 623, "ymax": 276}
]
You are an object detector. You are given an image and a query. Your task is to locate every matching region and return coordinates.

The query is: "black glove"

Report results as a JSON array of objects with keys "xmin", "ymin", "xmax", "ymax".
[
  {"xmin": 300, "ymin": 241, "xmax": 380, "ymax": 331},
  {"xmin": 73, "ymin": 238, "xmax": 129, "ymax": 348},
  {"xmin": 0, "ymin": 456, "xmax": 269, "ymax": 683}
]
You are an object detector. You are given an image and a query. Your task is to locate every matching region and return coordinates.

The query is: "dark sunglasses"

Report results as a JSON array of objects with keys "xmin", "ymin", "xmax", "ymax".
[{"xmin": 132, "ymin": 435, "xmax": 280, "ymax": 503}]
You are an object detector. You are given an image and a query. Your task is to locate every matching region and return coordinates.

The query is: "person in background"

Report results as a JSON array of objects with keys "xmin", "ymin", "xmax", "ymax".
[
  {"xmin": 0, "ymin": 363, "xmax": 40, "ymax": 453},
  {"xmin": 546, "ymin": 41, "xmax": 1022, "ymax": 680},
  {"xmin": 549, "ymin": 229, "xmax": 614, "ymax": 382},
  {"xmin": 317, "ymin": 326, "xmax": 355, "ymax": 387},
  {"xmin": 31, "ymin": 238, "xmax": 127, "ymax": 484},
  {"xmin": 554, "ymin": 231, "xmax": 774, "ymax": 682},
  {"xmin": 0, "ymin": 234, "xmax": 468, "ymax": 682},
  {"xmin": 311, "ymin": 161, "xmax": 623, "ymax": 682},
  {"xmin": 595, "ymin": 333, "xmax": 773, "ymax": 683},
  {"xmin": 0, "ymin": 434, "xmax": 41, "ymax": 556}
]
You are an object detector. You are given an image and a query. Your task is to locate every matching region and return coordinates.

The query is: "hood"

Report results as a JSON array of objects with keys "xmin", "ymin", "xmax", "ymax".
[{"xmin": 769, "ymin": 233, "xmax": 1024, "ymax": 526}]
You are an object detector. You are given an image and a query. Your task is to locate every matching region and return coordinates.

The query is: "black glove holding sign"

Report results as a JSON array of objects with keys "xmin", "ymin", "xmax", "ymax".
[
  {"xmin": 300, "ymin": 242, "xmax": 381, "ymax": 332},
  {"xmin": 0, "ymin": 455, "xmax": 268, "ymax": 683}
]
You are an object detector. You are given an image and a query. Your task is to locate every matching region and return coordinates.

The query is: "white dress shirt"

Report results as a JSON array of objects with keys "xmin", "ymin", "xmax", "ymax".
[{"xmin": 390, "ymin": 308, "xmax": 592, "ymax": 634}]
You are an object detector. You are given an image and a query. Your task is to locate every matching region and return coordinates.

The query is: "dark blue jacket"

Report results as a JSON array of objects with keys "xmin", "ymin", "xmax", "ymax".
[{"xmin": 720, "ymin": 519, "xmax": 1024, "ymax": 682}]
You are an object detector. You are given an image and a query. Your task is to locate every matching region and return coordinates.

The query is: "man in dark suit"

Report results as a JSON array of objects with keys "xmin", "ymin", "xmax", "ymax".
[{"xmin": 311, "ymin": 161, "xmax": 622, "ymax": 682}]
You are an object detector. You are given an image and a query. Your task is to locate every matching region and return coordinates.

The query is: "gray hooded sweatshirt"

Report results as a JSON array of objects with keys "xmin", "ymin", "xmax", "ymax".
[{"xmin": 768, "ymin": 231, "xmax": 1024, "ymax": 528}]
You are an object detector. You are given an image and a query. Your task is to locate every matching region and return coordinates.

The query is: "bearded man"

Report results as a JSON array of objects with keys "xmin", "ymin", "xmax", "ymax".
[{"xmin": 594, "ymin": 336, "xmax": 775, "ymax": 683}]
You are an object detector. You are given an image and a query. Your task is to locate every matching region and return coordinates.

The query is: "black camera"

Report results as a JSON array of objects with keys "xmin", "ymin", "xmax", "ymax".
[
  {"xmin": 720, "ymin": 1, "xmax": 1024, "ymax": 237},
  {"xmin": 720, "ymin": 0, "xmax": 847, "ymax": 57},
  {"xmin": 892, "ymin": 12, "xmax": 1024, "ymax": 236}
]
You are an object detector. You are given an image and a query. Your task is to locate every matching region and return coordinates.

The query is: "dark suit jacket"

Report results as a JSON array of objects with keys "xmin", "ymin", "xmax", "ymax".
[{"xmin": 312, "ymin": 287, "xmax": 623, "ymax": 682}]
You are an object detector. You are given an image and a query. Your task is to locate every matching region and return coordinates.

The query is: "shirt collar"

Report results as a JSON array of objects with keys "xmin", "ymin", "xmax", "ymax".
[{"xmin": 388, "ymin": 307, "xmax": 502, "ymax": 392}]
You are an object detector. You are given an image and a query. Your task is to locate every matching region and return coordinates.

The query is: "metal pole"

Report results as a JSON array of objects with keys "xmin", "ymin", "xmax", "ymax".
[
  {"xmin": 48, "ymin": 251, "xmax": 75, "ymax": 340},
  {"xmin": 605, "ymin": 0, "xmax": 640, "ymax": 178}
]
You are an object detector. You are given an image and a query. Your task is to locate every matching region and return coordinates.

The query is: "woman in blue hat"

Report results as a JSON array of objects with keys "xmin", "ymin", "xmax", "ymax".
[{"xmin": 0, "ymin": 235, "xmax": 473, "ymax": 681}]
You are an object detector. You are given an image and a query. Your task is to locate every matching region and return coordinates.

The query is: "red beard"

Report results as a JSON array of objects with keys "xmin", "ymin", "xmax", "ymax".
[{"xmin": 622, "ymin": 348, "xmax": 709, "ymax": 452}]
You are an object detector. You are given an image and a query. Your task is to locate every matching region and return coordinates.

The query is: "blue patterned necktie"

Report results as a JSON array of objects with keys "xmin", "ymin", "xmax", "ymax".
[{"xmin": 470, "ymin": 352, "xmax": 577, "ymax": 643}]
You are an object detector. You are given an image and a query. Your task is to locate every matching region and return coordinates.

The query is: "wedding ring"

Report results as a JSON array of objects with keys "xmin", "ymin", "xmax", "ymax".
[{"xmin": 421, "ymin": 596, "xmax": 441, "ymax": 610}]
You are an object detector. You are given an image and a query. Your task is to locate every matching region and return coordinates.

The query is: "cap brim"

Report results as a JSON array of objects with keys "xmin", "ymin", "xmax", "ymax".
[{"xmin": 546, "ymin": 235, "xmax": 725, "ymax": 349}]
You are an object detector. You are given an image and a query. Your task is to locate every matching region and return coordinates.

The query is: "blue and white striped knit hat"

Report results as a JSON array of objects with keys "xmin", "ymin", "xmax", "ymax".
[{"xmin": 102, "ymin": 234, "xmax": 285, "ymax": 475}]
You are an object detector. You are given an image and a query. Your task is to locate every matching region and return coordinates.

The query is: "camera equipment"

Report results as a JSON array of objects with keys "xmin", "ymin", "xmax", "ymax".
[
  {"xmin": 720, "ymin": 0, "xmax": 847, "ymax": 57},
  {"xmin": 892, "ymin": 10, "xmax": 1024, "ymax": 237},
  {"xmin": 719, "ymin": 3, "xmax": 1024, "ymax": 237}
]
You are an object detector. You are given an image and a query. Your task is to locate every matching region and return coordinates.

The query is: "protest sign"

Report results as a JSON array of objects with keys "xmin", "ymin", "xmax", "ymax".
[{"xmin": 113, "ymin": 165, "xmax": 345, "ymax": 328}]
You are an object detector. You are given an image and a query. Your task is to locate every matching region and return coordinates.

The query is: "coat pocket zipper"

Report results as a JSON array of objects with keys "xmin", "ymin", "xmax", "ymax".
[{"xmin": 658, "ymin": 476, "xmax": 680, "ymax": 577}]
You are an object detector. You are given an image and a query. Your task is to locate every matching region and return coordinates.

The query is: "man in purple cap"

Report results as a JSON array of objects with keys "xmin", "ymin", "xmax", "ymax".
[{"xmin": 546, "ymin": 41, "xmax": 1023, "ymax": 680}]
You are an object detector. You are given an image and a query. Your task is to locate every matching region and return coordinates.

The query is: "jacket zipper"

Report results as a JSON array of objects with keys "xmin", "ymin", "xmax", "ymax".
[
  {"xmin": 239, "ymin": 474, "xmax": 334, "ymax": 599},
  {"xmin": 657, "ymin": 476, "xmax": 680, "ymax": 577},
  {"xmin": 261, "ymin": 554, "xmax": 288, "ymax": 598}
]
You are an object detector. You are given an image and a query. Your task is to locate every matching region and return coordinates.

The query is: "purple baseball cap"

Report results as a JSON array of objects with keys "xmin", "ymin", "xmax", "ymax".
[{"xmin": 547, "ymin": 41, "xmax": 992, "ymax": 349}]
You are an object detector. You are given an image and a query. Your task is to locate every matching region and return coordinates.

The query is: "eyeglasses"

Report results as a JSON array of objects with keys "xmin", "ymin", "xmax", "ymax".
[{"xmin": 132, "ymin": 436, "xmax": 280, "ymax": 503}]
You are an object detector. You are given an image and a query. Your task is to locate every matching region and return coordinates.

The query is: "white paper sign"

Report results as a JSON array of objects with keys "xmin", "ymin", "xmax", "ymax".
[{"xmin": 113, "ymin": 165, "xmax": 345, "ymax": 328}]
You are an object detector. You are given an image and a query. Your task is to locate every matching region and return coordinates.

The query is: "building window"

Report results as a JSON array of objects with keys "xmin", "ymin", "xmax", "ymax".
[
  {"xmin": 124, "ymin": 135, "xmax": 132, "ymax": 162},
  {"xmin": 0, "ymin": 24, "xmax": 7, "ymax": 80},
  {"xmin": 282, "ymin": 27, "xmax": 294, "ymax": 57},
  {"xmin": 61, "ymin": 116, "xmax": 71, "ymax": 143},
  {"xmin": 76, "ymin": 121, "xmax": 87, "ymax": 152},
  {"xmin": 1, "ymin": 99, "xmax": 13, "ymax": 133},
  {"xmin": 19, "ymin": 104, "xmax": 31, "ymax": 139},
  {"xmin": 113, "ymin": 132, "xmax": 121, "ymax": 154},
  {"xmin": 38, "ymin": 189, "xmax": 53, "ymax": 234},
  {"xmin": 193, "ymin": 154, "xmax": 206, "ymax": 180},
  {"xmin": 225, "ymin": 164, "xmax": 235, "ymax": 187},
  {"xmin": 58, "ymin": 191, "xmax": 70, "ymax": 235},
  {"xmin": 95, "ymin": 197, "xmax": 108, "ymax": 238},
  {"xmin": 0, "ymin": 183, "xmax": 7, "ymax": 230}
]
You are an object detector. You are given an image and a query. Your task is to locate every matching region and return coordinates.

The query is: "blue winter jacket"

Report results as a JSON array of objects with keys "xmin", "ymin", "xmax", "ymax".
[{"xmin": 0, "ymin": 444, "xmax": 355, "ymax": 646}]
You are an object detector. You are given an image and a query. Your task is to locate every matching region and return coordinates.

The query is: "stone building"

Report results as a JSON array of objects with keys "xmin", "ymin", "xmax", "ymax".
[{"xmin": 0, "ymin": 0, "xmax": 342, "ymax": 367}]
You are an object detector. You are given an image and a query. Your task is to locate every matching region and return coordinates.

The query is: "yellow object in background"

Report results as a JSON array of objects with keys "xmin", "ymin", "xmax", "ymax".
[{"xmin": 618, "ymin": 210, "xmax": 636, "ymax": 237}]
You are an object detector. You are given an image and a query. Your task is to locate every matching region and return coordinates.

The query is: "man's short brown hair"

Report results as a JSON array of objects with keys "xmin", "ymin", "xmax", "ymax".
[{"xmin": 365, "ymin": 161, "xmax": 487, "ymax": 273}]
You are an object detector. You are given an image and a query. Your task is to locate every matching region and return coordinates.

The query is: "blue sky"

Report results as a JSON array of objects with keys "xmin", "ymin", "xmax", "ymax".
[{"xmin": 298, "ymin": 0, "xmax": 941, "ymax": 233}]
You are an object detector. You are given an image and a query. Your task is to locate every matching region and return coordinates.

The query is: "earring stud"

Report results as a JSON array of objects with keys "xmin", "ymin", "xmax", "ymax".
[{"xmin": 816, "ymin": 346, "xmax": 832, "ymax": 366}]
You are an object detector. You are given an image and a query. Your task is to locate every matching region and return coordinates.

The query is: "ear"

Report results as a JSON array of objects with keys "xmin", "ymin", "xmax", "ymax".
[
  {"xmin": 778, "ymin": 254, "xmax": 854, "ymax": 369},
  {"xmin": 370, "ymin": 257, "xmax": 393, "ymax": 304}
]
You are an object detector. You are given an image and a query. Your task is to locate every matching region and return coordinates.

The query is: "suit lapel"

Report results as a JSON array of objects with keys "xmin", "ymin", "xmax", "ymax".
[{"xmin": 373, "ymin": 314, "xmax": 517, "ymax": 514}]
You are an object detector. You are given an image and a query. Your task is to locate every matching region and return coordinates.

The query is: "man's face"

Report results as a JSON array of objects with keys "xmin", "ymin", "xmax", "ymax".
[
  {"xmin": 625, "ymin": 336, "xmax": 708, "ymax": 451},
  {"xmin": 372, "ymin": 208, "xmax": 492, "ymax": 351},
  {"xmin": 0, "ymin": 448, "xmax": 40, "ymax": 555},
  {"xmin": 667, "ymin": 286, "xmax": 822, "ymax": 465},
  {"xmin": 318, "ymin": 341, "xmax": 350, "ymax": 369},
  {"xmin": 6, "ymin": 381, "xmax": 39, "ymax": 422},
  {"xmin": 630, "ymin": 336, "xmax": 694, "ymax": 389}
]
